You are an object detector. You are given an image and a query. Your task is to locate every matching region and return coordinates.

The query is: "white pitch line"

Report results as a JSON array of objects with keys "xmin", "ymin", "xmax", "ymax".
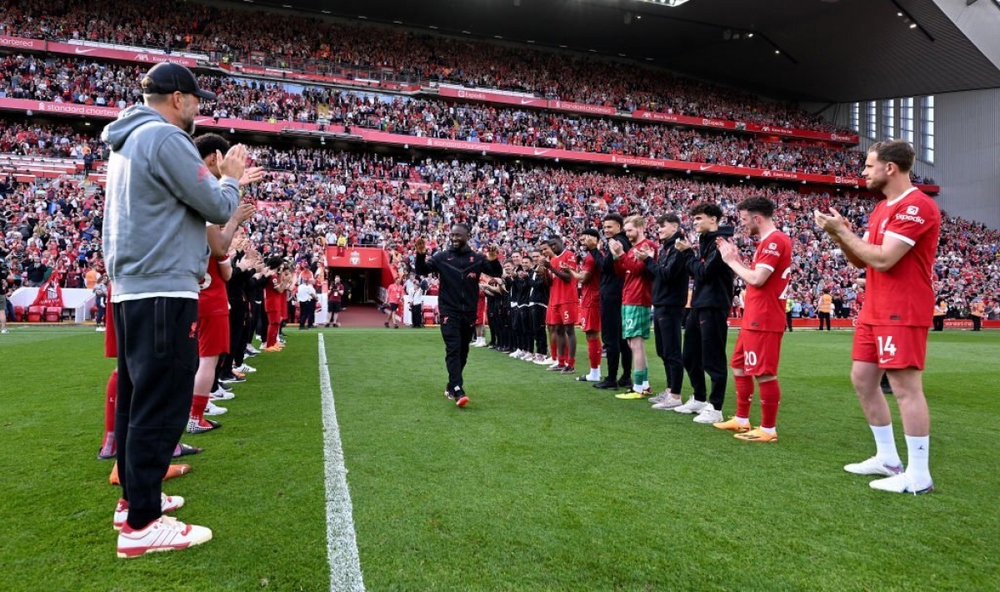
[{"xmin": 318, "ymin": 334, "xmax": 366, "ymax": 592}]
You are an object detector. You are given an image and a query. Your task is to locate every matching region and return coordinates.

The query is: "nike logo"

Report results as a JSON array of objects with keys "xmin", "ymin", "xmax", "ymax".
[
  {"xmin": 520, "ymin": 99, "xmax": 534, "ymax": 105},
  {"xmin": 699, "ymin": 165, "xmax": 713, "ymax": 171},
  {"xmin": 878, "ymin": 358, "xmax": 892, "ymax": 364},
  {"xmin": 533, "ymin": 149, "xmax": 549, "ymax": 156},
  {"xmin": 74, "ymin": 47, "xmax": 96, "ymax": 54}
]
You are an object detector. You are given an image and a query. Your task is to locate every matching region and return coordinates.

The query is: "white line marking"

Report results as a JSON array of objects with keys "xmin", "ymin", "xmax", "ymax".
[{"xmin": 318, "ymin": 334, "xmax": 366, "ymax": 592}]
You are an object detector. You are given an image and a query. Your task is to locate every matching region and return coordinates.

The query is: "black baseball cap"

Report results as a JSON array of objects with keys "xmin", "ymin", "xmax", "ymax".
[
  {"xmin": 141, "ymin": 62, "xmax": 216, "ymax": 100},
  {"xmin": 580, "ymin": 228, "xmax": 600, "ymax": 239}
]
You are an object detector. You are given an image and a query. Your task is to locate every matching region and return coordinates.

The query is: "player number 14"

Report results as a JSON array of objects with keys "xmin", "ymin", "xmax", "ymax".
[{"xmin": 877, "ymin": 335, "xmax": 897, "ymax": 357}]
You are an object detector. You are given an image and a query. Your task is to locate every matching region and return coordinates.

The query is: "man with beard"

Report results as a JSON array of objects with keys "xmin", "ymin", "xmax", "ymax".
[
  {"xmin": 101, "ymin": 62, "xmax": 243, "ymax": 557},
  {"xmin": 415, "ymin": 224, "xmax": 502, "ymax": 407},
  {"xmin": 815, "ymin": 140, "xmax": 940, "ymax": 494}
]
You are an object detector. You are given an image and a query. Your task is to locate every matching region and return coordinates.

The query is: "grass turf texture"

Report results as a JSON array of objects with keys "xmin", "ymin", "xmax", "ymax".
[{"xmin": 1, "ymin": 326, "xmax": 998, "ymax": 591}]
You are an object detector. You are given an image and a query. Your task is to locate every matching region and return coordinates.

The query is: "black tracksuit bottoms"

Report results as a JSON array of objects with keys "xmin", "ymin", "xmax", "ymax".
[
  {"xmin": 440, "ymin": 310, "xmax": 476, "ymax": 391},
  {"xmin": 114, "ymin": 298, "xmax": 198, "ymax": 529},
  {"xmin": 600, "ymin": 298, "xmax": 632, "ymax": 380},
  {"xmin": 682, "ymin": 307, "xmax": 729, "ymax": 411},
  {"xmin": 654, "ymin": 305, "xmax": 685, "ymax": 396}
]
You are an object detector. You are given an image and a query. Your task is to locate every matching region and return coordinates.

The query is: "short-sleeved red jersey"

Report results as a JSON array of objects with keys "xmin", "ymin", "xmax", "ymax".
[
  {"xmin": 548, "ymin": 249, "xmax": 578, "ymax": 305},
  {"xmin": 579, "ymin": 252, "xmax": 601, "ymax": 308},
  {"xmin": 198, "ymin": 257, "xmax": 229, "ymax": 316},
  {"xmin": 615, "ymin": 238, "xmax": 657, "ymax": 307},
  {"xmin": 859, "ymin": 188, "xmax": 941, "ymax": 327},
  {"xmin": 742, "ymin": 230, "xmax": 793, "ymax": 333}
]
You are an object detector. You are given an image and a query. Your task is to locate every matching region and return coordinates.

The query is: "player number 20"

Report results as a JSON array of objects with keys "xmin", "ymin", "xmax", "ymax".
[{"xmin": 745, "ymin": 351, "xmax": 758, "ymax": 367}]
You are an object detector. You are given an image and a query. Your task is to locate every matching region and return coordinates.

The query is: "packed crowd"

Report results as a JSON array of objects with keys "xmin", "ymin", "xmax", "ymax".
[
  {"xmin": 2, "ymin": 130, "xmax": 995, "ymax": 319},
  {"xmin": 0, "ymin": 52, "xmax": 865, "ymax": 175},
  {"xmin": 0, "ymin": 0, "xmax": 852, "ymax": 133},
  {"xmin": 0, "ymin": 118, "xmax": 105, "ymax": 158}
]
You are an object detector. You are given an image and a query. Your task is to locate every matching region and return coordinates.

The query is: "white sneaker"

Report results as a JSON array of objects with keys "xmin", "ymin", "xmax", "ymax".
[
  {"xmin": 209, "ymin": 389, "xmax": 235, "ymax": 401},
  {"xmin": 0, "ymin": 329, "xmax": 8, "ymax": 334},
  {"xmin": 649, "ymin": 391, "xmax": 670, "ymax": 404},
  {"xmin": 246, "ymin": 345, "xmax": 260, "ymax": 355},
  {"xmin": 204, "ymin": 401, "xmax": 228, "ymax": 416},
  {"xmin": 868, "ymin": 473, "xmax": 933, "ymax": 495},
  {"xmin": 844, "ymin": 456, "xmax": 904, "ymax": 476},
  {"xmin": 673, "ymin": 396, "xmax": 708, "ymax": 414},
  {"xmin": 652, "ymin": 395, "xmax": 683, "ymax": 410},
  {"xmin": 96, "ymin": 327, "xmax": 105, "ymax": 332},
  {"xmin": 113, "ymin": 493, "xmax": 184, "ymax": 531},
  {"xmin": 693, "ymin": 407, "xmax": 723, "ymax": 424},
  {"xmin": 117, "ymin": 515, "xmax": 212, "ymax": 558},
  {"xmin": 509, "ymin": 349, "xmax": 522, "ymax": 358},
  {"xmin": 235, "ymin": 363, "xmax": 257, "ymax": 373}
]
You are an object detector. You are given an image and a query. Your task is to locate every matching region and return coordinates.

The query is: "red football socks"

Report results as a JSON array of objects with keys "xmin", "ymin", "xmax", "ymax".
[
  {"xmin": 734, "ymin": 374, "xmax": 755, "ymax": 420},
  {"xmin": 759, "ymin": 379, "xmax": 782, "ymax": 429}
]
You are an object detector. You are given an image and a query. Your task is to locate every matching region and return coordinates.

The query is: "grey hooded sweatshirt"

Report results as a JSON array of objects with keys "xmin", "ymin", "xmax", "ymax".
[{"xmin": 101, "ymin": 105, "xmax": 239, "ymax": 299}]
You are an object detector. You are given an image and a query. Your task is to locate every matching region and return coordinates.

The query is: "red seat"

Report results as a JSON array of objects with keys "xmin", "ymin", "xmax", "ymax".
[
  {"xmin": 44, "ymin": 307, "xmax": 62, "ymax": 322},
  {"xmin": 14, "ymin": 306, "xmax": 25, "ymax": 321},
  {"xmin": 27, "ymin": 306, "xmax": 44, "ymax": 322}
]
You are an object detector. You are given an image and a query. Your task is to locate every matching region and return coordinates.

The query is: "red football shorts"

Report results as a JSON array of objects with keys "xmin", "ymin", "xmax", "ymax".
[
  {"xmin": 104, "ymin": 302, "xmax": 117, "ymax": 358},
  {"xmin": 475, "ymin": 298, "xmax": 486, "ymax": 326},
  {"xmin": 852, "ymin": 323, "xmax": 928, "ymax": 370},
  {"xmin": 197, "ymin": 313, "xmax": 230, "ymax": 357},
  {"xmin": 579, "ymin": 306, "xmax": 601, "ymax": 333},
  {"xmin": 546, "ymin": 302, "xmax": 579, "ymax": 326},
  {"xmin": 730, "ymin": 329, "xmax": 784, "ymax": 376}
]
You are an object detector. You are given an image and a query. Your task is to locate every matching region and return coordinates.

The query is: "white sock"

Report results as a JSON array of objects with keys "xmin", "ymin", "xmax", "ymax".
[
  {"xmin": 870, "ymin": 424, "xmax": 902, "ymax": 466},
  {"xmin": 641, "ymin": 381, "xmax": 650, "ymax": 391},
  {"xmin": 588, "ymin": 368, "xmax": 600, "ymax": 380},
  {"xmin": 735, "ymin": 416, "xmax": 750, "ymax": 425},
  {"xmin": 904, "ymin": 435, "xmax": 931, "ymax": 484},
  {"xmin": 759, "ymin": 426, "xmax": 776, "ymax": 434}
]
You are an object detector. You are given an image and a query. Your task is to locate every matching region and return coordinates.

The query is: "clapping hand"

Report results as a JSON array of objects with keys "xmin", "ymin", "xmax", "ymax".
[
  {"xmin": 608, "ymin": 238, "xmax": 624, "ymax": 257},
  {"xmin": 814, "ymin": 208, "xmax": 850, "ymax": 235},
  {"xmin": 717, "ymin": 238, "xmax": 739, "ymax": 263},
  {"xmin": 634, "ymin": 244, "xmax": 654, "ymax": 261},
  {"xmin": 218, "ymin": 144, "xmax": 248, "ymax": 181}
]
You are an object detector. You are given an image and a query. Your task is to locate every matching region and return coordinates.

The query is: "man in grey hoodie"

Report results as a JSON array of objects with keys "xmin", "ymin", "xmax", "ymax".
[{"xmin": 102, "ymin": 62, "xmax": 246, "ymax": 558}]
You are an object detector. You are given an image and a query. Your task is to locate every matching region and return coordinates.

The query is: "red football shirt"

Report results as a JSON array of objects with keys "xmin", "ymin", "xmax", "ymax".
[
  {"xmin": 387, "ymin": 283, "xmax": 404, "ymax": 305},
  {"xmin": 615, "ymin": 238, "xmax": 657, "ymax": 306},
  {"xmin": 580, "ymin": 252, "xmax": 600, "ymax": 308},
  {"xmin": 548, "ymin": 249, "xmax": 578, "ymax": 305},
  {"xmin": 859, "ymin": 188, "xmax": 941, "ymax": 327},
  {"xmin": 198, "ymin": 257, "xmax": 229, "ymax": 316},
  {"xmin": 264, "ymin": 275, "xmax": 284, "ymax": 313},
  {"xmin": 742, "ymin": 230, "xmax": 792, "ymax": 333}
]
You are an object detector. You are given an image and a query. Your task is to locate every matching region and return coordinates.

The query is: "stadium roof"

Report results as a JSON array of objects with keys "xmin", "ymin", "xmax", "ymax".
[{"xmin": 266, "ymin": 0, "xmax": 1000, "ymax": 103}]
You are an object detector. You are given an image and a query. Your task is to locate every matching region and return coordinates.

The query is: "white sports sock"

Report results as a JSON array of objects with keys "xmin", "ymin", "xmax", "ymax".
[
  {"xmin": 870, "ymin": 424, "xmax": 902, "ymax": 466},
  {"xmin": 904, "ymin": 435, "xmax": 931, "ymax": 484},
  {"xmin": 588, "ymin": 368, "xmax": 601, "ymax": 380},
  {"xmin": 735, "ymin": 416, "xmax": 750, "ymax": 425},
  {"xmin": 759, "ymin": 426, "xmax": 776, "ymax": 434}
]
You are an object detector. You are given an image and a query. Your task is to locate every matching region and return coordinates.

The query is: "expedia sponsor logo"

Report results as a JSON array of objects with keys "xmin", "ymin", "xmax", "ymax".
[
  {"xmin": 834, "ymin": 176, "xmax": 859, "ymax": 185},
  {"xmin": 906, "ymin": 205, "xmax": 919, "ymax": 215},
  {"xmin": 457, "ymin": 89, "xmax": 489, "ymax": 101},
  {"xmin": 830, "ymin": 133, "xmax": 856, "ymax": 142},
  {"xmin": 895, "ymin": 213, "xmax": 925, "ymax": 224},
  {"xmin": 701, "ymin": 118, "xmax": 727, "ymax": 128}
]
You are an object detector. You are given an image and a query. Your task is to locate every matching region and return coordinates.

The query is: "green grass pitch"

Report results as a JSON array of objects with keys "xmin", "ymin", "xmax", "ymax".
[{"xmin": 1, "ymin": 326, "xmax": 997, "ymax": 591}]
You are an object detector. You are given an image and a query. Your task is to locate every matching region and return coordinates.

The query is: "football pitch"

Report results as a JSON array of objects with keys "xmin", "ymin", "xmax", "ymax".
[{"xmin": 1, "ymin": 326, "xmax": 998, "ymax": 591}]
